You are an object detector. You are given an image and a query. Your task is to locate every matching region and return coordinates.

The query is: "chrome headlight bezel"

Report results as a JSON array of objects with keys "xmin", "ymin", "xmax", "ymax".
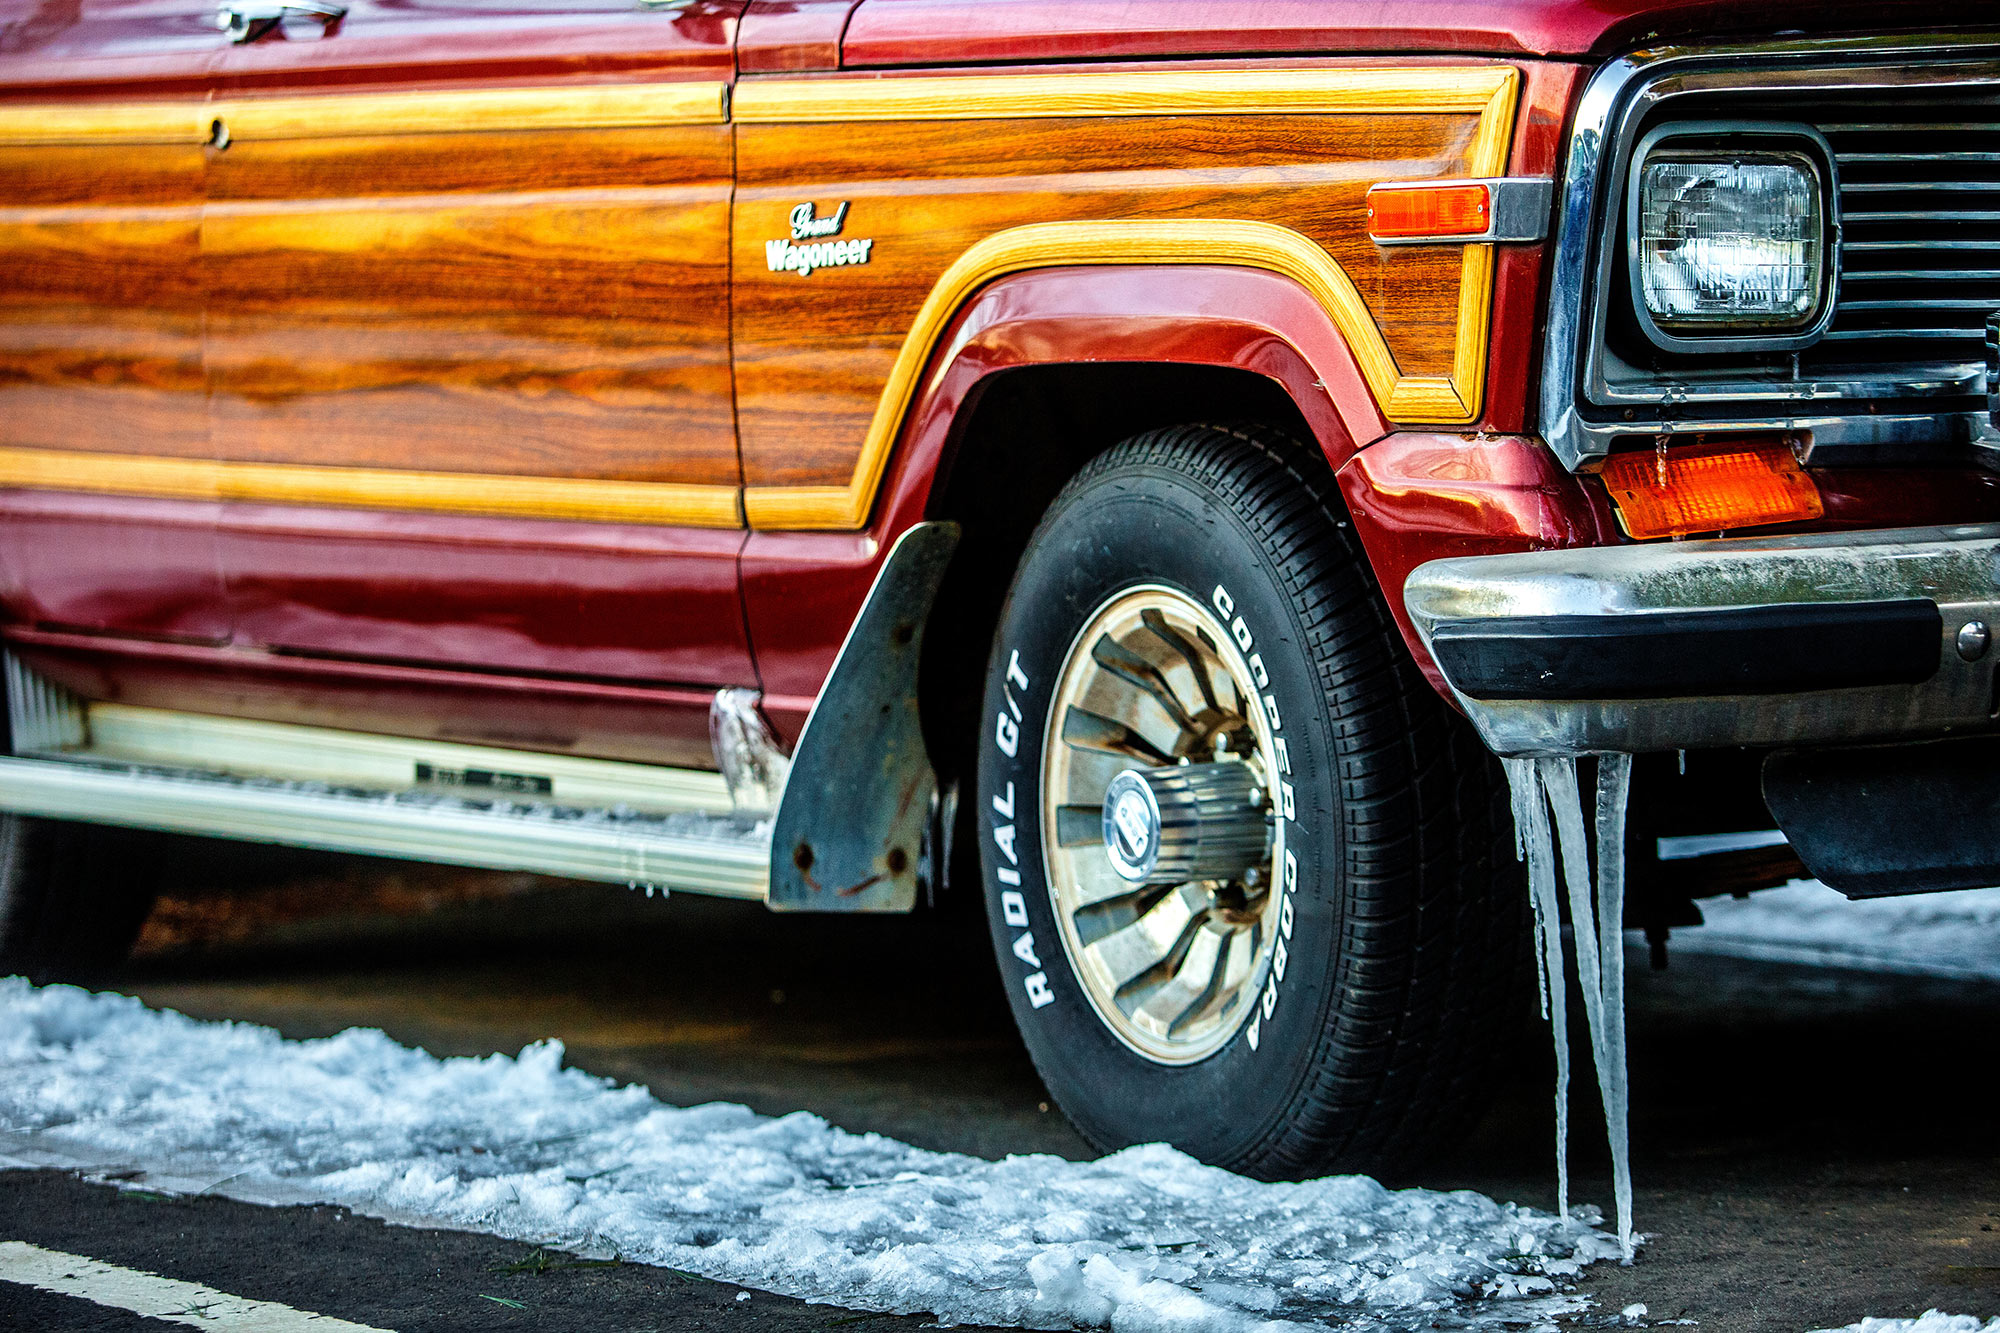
[{"xmin": 1622, "ymin": 120, "xmax": 1841, "ymax": 354}]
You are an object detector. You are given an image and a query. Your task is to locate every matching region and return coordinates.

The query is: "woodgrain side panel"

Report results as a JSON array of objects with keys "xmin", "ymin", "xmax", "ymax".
[
  {"xmin": 733, "ymin": 104, "xmax": 1488, "ymax": 518},
  {"xmin": 0, "ymin": 142, "xmax": 206, "ymax": 463},
  {"xmin": 205, "ymin": 123, "xmax": 741, "ymax": 495}
]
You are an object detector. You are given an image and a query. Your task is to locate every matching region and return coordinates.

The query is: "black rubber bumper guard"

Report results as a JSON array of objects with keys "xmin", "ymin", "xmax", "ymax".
[{"xmin": 1427, "ymin": 599, "xmax": 1943, "ymax": 702}]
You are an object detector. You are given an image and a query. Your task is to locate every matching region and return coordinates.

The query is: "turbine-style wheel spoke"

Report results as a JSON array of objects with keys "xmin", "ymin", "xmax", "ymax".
[
  {"xmin": 1042, "ymin": 586, "xmax": 1285, "ymax": 1065},
  {"xmin": 1053, "ymin": 804, "xmax": 1104, "ymax": 848},
  {"xmin": 1089, "ymin": 633, "xmax": 1200, "ymax": 740},
  {"xmin": 1069, "ymin": 856, "xmax": 1144, "ymax": 909},
  {"xmin": 1080, "ymin": 882, "xmax": 1205, "ymax": 995},
  {"xmin": 1060, "ymin": 705, "xmax": 1173, "ymax": 764},
  {"xmin": 1129, "ymin": 918, "xmax": 1231, "ymax": 1039},
  {"xmin": 1140, "ymin": 608, "xmax": 1223, "ymax": 714}
]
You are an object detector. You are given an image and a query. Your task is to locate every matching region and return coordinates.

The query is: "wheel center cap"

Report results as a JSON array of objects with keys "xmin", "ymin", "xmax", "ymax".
[
  {"xmin": 1103, "ymin": 774, "xmax": 1162, "ymax": 880},
  {"xmin": 1101, "ymin": 763, "xmax": 1270, "ymax": 886}
]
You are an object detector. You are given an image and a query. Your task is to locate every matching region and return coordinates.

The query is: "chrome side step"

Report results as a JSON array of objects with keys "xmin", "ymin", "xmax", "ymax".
[
  {"xmin": 0, "ymin": 657, "xmax": 770, "ymax": 899},
  {"xmin": 27, "ymin": 697, "xmax": 732, "ymax": 816},
  {"xmin": 0, "ymin": 756, "xmax": 770, "ymax": 899}
]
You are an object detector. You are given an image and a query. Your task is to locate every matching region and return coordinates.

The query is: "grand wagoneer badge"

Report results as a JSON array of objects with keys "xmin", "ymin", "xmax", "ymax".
[{"xmin": 766, "ymin": 201, "xmax": 874, "ymax": 277}]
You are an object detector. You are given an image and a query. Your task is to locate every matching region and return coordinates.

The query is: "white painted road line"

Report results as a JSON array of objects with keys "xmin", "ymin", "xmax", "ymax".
[{"xmin": 0, "ymin": 1240, "xmax": 395, "ymax": 1331}]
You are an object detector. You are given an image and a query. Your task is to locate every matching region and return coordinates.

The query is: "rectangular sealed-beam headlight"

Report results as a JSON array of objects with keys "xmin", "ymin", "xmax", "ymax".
[{"xmin": 1625, "ymin": 123, "xmax": 1836, "ymax": 353}]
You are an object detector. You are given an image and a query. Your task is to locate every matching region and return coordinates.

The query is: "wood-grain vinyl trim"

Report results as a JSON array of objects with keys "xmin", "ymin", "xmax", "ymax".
[
  {"xmin": 0, "ymin": 83, "xmax": 730, "ymax": 147},
  {"xmin": 743, "ymin": 64, "xmax": 1518, "ymax": 529},
  {"xmin": 0, "ymin": 448, "xmax": 744, "ymax": 527},
  {"xmin": 3, "ymin": 66, "xmax": 1514, "ymax": 532},
  {"xmin": 746, "ymin": 218, "xmax": 1462, "ymax": 529},
  {"xmin": 735, "ymin": 65, "xmax": 1516, "ymax": 123}
]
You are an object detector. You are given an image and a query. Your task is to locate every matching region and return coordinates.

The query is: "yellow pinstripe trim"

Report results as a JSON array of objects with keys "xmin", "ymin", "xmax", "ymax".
[
  {"xmin": 735, "ymin": 65, "xmax": 1514, "ymax": 122},
  {"xmin": 0, "ymin": 82, "xmax": 728, "ymax": 147},
  {"xmin": 0, "ymin": 449, "xmax": 743, "ymax": 527}
]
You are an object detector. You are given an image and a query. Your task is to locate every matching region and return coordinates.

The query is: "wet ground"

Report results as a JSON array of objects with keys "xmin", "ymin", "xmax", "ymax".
[{"xmin": 6, "ymin": 837, "xmax": 2000, "ymax": 1332}]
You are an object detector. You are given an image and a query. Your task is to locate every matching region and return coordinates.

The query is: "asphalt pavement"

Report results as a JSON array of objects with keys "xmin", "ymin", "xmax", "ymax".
[{"xmin": 3, "ymin": 837, "xmax": 1998, "ymax": 1332}]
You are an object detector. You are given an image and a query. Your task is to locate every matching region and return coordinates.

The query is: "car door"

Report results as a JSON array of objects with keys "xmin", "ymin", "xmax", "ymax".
[
  {"xmin": 204, "ymin": 0, "xmax": 753, "ymax": 718},
  {"xmin": 0, "ymin": 0, "xmax": 230, "ymax": 646}
]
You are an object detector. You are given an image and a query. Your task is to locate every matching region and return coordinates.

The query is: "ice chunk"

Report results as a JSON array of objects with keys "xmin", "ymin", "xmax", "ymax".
[
  {"xmin": 0, "ymin": 980, "xmax": 1618, "ymax": 1332},
  {"xmin": 709, "ymin": 687, "xmax": 790, "ymax": 813}
]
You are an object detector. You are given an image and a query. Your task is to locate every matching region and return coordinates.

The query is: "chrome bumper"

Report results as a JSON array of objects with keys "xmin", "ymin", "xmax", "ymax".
[{"xmin": 1403, "ymin": 523, "xmax": 2000, "ymax": 757}]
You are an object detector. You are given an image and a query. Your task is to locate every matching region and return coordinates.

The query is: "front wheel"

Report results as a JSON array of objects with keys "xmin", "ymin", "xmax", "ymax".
[{"xmin": 977, "ymin": 423, "xmax": 1522, "ymax": 1179}]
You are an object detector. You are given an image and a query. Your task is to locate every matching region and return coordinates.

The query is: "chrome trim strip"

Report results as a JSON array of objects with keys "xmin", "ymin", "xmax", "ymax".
[
  {"xmin": 3, "ymin": 653, "xmax": 83, "ymax": 754},
  {"xmin": 53, "ymin": 702, "xmax": 735, "ymax": 816},
  {"xmin": 0, "ymin": 756, "xmax": 771, "ymax": 898},
  {"xmin": 1404, "ymin": 522, "xmax": 2000, "ymax": 756},
  {"xmin": 1540, "ymin": 33, "xmax": 2000, "ymax": 471}
]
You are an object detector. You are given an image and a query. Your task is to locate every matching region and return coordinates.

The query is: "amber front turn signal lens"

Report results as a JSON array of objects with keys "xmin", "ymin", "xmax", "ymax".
[
  {"xmin": 1366, "ymin": 182, "xmax": 1491, "ymax": 240},
  {"xmin": 1600, "ymin": 441, "xmax": 1823, "ymax": 540}
]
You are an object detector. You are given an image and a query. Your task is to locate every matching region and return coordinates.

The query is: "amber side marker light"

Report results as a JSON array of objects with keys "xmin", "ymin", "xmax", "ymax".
[
  {"xmin": 1600, "ymin": 441, "xmax": 1824, "ymax": 540},
  {"xmin": 1366, "ymin": 182, "xmax": 1491, "ymax": 240}
]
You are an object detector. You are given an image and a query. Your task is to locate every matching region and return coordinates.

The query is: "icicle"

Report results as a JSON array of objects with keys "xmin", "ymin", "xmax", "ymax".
[
  {"xmin": 1545, "ymin": 756, "xmax": 1637, "ymax": 1261},
  {"xmin": 1502, "ymin": 756, "xmax": 1570, "ymax": 1221},
  {"xmin": 1502, "ymin": 753, "xmax": 1639, "ymax": 1257},
  {"xmin": 1595, "ymin": 754, "xmax": 1635, "ymax": 1259},
  {"xmin": 1504, "ymin": 760, "xmax": 1549, "ymax": 1022}
]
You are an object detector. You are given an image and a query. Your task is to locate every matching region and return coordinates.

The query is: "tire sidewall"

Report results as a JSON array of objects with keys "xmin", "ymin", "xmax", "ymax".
[{"xmin": 978, "ymin": 455, "xmax": 1348, "ymax": 1167}]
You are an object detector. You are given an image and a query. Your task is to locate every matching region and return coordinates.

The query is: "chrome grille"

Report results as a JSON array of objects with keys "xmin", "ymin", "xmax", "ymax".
[
  {"xmin": 1550, "ymin": 41, "xmax": 2000, "ymax": 472},
  {"xmin": 1813, "ymin": 113, "xmax": 2000, "ymax": 378}
]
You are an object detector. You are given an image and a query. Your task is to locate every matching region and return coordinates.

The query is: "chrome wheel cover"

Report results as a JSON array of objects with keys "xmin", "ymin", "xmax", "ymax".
[{"xmin": 1039, "ymin": 584, "xmax": 1282, "ymax": 1065}]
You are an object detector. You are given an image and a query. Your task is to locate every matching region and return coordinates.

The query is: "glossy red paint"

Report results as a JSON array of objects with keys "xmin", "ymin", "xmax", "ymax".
[
  {"xmin": 0, "ymin": 0, "xmax": 214, "ymax": 96},
  {"xmin": 738, "ymin": 0, "xmax": 859, "ymax": 72},
  {"xmin": 740, "ymin": 262, "xmax": 1391, "ymax": 730},
  {"xmin": 0, "ymin": 0, "xmax": 744, "ymax": 95},
  {"xmin": 218, "ymin": 503, "xmax": 753, "ymax": 686},
  {"xmin": 0, "ymin": 493, "xmax": 229, "ymax": 645},
  {"xmin": 840, "ymin": 0, "xmax": 1943, "ymax": 66},
  {"xmin": 8, "ymin": 627, "xmax": 722, "ymax": 767},
  {"xmin": 741, "ymin": 530, "xmax": 877, "ymax": 746},
  {"xmin": 1479, "ymin": 59, "xmax": 1577, "ymax": 435},
  {"xmin": 1807, "ymin": 466, "xmax": 2000, "ymax": 535},
  {"xmin": 1337, "ymin": 433, "xmax": 1615, "ymax": 695},
  {"xmin": 208, "ymin": 0, "xmax": 743, "ymax": 96}
]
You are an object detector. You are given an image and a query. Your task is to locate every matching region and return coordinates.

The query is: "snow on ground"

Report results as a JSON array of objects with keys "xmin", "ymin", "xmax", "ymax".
[
  {"xmin": 1812, "ymin": 1316, "xmax": 2000, "ymax": 1333},
  {"xmin": 0, "ymin": 979, "xmax": 1622, "ymax": 1332},
  {"xmin": 1662, "ymin": 835, "xmax": 2000, "ymax": 983}
]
